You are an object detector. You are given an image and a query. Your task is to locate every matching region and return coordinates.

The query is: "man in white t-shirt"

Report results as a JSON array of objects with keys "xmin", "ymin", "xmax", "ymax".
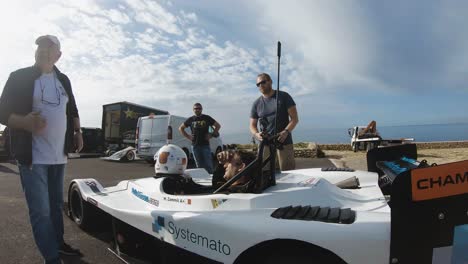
[{"xmin": 0, "ymin": 35, "xmax": 83, "ymax": 264}]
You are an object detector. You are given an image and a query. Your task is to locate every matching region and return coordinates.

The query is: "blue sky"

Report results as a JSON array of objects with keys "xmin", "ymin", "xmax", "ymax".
[{"xmin": 1, "ymin": 0, "xmax": 467, "ymax": 140}]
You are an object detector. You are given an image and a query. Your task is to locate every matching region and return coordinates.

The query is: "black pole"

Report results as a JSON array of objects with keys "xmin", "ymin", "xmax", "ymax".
[
  {"xmin": 274, "ymin": 41, "xmax": 281, "ymax": 136},
  {"xmin": 271, "ymin": 41, "xmax": 281, "ymax": 185}
]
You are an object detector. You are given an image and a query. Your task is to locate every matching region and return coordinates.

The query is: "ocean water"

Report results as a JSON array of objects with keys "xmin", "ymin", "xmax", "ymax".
[{"xmin": 222, "ymin": 123, "xmax": 468, "ymax": 144}]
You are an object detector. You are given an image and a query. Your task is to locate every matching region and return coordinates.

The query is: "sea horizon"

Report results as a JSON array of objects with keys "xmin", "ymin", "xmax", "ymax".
[{"xmin": 221, "ymin": 123, "xmax": 468, "ymax": 144}]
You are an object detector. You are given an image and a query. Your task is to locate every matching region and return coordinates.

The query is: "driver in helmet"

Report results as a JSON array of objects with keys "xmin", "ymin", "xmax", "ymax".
[
  {"xmin": 154, "ymin": 144, "xmax": 195, "ymax": 194},
  {"xmin": 155, "ymin": 145, "xmax": 257, "ymax": 194},
  {"xmin": 212, "ymin": 150, "xmax": 257, "ymax": 189}
]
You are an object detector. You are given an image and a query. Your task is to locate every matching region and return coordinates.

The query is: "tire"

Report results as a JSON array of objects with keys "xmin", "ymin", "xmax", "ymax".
[
  {"xmin": 69, "ymin": 183, "xmax": 95, "ymax": 230},
  {"xmin": 261, "ymin": 251, "xmax": 338, "ymax": 264},
  {"xmin": 125, "ymin": 150, "xmax": 135, "ymax": 161}
]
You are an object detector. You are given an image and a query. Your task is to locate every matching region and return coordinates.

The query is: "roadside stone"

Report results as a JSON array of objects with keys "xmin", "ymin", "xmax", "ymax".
[{"xmin": 292, "ymin": 142, "xmax": 325, "ymax": 158}]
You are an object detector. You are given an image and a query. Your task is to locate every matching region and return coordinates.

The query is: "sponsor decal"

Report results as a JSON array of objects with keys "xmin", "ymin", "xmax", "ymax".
[
  {"xmin": 152, "ymin": 215, "xmax": 231, "ymax": 256},
  {"xmin": 152, "ymin": 215, "xmax": 165, "ymax": 234},
  {"xmin": 411, "ymin": 160, "xmax": 468, "ymax": 201},
  {"xmin": 298, "ymin": 177, "xmax": 319, "ymax": 186},
  {"xmin": 163, "ymin": 196, "xmax": 192, "ymax": 205},
  {"xmin": 211, "ymin": 199, "xmax": 227, "ymax": 209},
  {"xmin": 131, "ymin": 188, "xmax": 159, "ymax": 207},
  {"xmin": 123, "ymin": 108, "xmax": 142, "ymax": 119},
  {"xmin": 85, "ymin": 181, "xmax": 101, "ymax": 193}
]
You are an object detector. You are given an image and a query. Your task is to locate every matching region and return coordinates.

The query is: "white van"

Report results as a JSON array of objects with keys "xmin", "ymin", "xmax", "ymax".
[{"xmin": 136, "ymin": 115, "xmax": 223, "ymax": 163}]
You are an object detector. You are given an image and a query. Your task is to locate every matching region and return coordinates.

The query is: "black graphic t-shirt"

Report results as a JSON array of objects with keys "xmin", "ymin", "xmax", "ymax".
[
  {"xmin": 184, "ymin": 114, "xmax": 216, "ymax": 146},
  {"xmin": 250, "ymin": 90, "xmax": 296, "ymax": 145}
]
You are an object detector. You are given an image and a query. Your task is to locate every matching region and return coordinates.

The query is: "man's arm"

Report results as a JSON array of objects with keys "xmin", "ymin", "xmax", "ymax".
[
  {"xmin": 249, "ymin": 118, "xmax": 264, "ymax": 141},
  {"xmin": 278, "ymin": 105, "xmax": 299, "ymax": 143},
  {"xmin": 73, "ymin": 117, "xmax": 83, "ymax": 152},
  {"xmin": 7, "ymin": 113, "xmax": 47, "ymax": 134},
  {"xmin": 179, "ymin": 123, "xmax": 192, "ymax": 141},
  {"xmin": 0, "ymin": 73, "xmax": 44, "ymax": 132},
  {"xmin": 285, "ymin": 105, "xmax": 298, "ymax": 132},
  {"xmin": 213, "ymin": 121, "xmax": 221, "ymax": 133}
]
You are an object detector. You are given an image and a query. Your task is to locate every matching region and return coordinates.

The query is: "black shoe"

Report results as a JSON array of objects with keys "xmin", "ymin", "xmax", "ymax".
[{"xmin": 59, "ymin": 242, "xmax": 82, "ymax": 256}]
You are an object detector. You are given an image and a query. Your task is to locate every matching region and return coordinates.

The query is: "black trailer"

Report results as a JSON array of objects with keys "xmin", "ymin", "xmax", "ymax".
[
  {"xmin": 102, "ymin": 102, "xmax": 168, "ymax": 151},
  {"xmin": 81, "ymin": 127, "xmax": 105, "ymax": 153}
]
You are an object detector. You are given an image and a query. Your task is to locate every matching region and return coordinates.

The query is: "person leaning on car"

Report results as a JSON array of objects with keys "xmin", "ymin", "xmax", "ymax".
[
  {"xmin": 179, "ymin": 103, "xmax": 221, "ymax": 174},
  {"xmin": 249, "ymin": 73, "xmax": 298, "ymax": 171},
  {"xmin": 0, "ymin": 35, "xmax": 83, "ymax": 264}
]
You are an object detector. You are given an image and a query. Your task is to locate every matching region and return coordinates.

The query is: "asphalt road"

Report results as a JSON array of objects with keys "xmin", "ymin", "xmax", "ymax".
[{"xmin": 0, "ymin": 157, "xmax": 335, "ymax": 264}]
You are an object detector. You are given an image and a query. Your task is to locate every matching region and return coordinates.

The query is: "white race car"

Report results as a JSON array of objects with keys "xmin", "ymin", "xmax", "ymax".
[
  {"xmin": 101, "ymin": 146, "xmax": 139, "ymax": 162},
  {"xmin": 68, "ymin": 142, "xmax": 468, "ymax": 264}
]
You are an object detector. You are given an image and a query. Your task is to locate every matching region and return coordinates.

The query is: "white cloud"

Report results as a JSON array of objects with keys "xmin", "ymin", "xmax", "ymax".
[
  {"xmin": 124, "ymin": 0, "xmax": 182, "ymax": 35},
  {"xmin": 104, "ymin": 9, "xmax": 132, "ymax": 24},
  {"xmin": 254, "ymin": 1, "xmax": 383, "ymax": 94},
  {"xmin": 2, "ymin": 0, "xmax": 468, "ymax": 141}
]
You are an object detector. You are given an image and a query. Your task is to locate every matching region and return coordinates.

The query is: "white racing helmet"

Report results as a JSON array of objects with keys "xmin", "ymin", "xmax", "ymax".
[{"xmin": 154, "ymin": 144, "xmax": 187, "ymax": 175}]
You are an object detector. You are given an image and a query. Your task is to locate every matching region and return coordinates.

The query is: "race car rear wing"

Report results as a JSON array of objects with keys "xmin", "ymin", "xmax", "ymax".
[{"xmin": 366, "ymin": 144, "xmax": 468, "ymax": 263}]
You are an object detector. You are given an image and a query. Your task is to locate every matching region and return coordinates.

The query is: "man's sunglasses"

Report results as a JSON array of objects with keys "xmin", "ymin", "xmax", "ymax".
[
  {"xmin": 256, "ymin": 80, "xmax": 268, "ymax": 87},
  {"xmin": 193, "ymin": 107, "xmax": 202, "ymax": 110}
]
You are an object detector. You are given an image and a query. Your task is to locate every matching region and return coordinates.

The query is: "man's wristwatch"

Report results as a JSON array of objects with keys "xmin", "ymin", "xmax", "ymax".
[
  {"xmin": 74, "ymin": 128, "xmax": 82, "ymax": 133},
  {"xmin": 284, "ymin": 129, "xmax": 290, "ymax": 134}
]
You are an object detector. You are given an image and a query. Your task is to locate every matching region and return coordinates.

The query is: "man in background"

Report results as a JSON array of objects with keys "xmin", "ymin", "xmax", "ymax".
[
  {"xmin": 0, "ymin": 35, "xmax": 83, "ymax": 264},
  {"xmin": 179, "ymin": 103, "xmax": 220, "ymax": 174},
  {"xmin": 250, "ymin": 73, "xmax": 298, "ymax": 171}
]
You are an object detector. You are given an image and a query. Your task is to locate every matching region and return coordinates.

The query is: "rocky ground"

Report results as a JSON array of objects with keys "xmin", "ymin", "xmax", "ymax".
[
  {"xmin": 325, "ymin": 147, "xmax": 468, "ymax": 171},
  {"xmin": 237, "ymin": 142, "xmax": 468, "ymax": 171}
]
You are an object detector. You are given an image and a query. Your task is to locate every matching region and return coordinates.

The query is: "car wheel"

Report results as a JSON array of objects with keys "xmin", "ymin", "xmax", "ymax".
[
  {"xmin": 126, "ymin": 150, "xmax": 135, "ymax": 161},
  {"xmin": 262, "ymin": 253, "xmax": 331, "ymax": 264},
  {"xmin": 352, "ymin": 143, "xmax": 357, "ymax": 152},
  {"xmin": 69, "ymin": 183, "xmax": 94, "ymax": 230}
]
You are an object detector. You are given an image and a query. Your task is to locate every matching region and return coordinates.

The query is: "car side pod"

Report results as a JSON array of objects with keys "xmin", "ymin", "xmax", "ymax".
[{"xmin": 389, "ymin": 159, "xmax": 468, "ymax": 264}]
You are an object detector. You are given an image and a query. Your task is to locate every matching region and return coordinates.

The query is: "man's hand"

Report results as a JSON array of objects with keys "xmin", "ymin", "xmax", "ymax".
[
  {"xmin": 217, "ymin": 150, "xmax": 234, "ymax": 164},
  {"xmin": 254, "ymin": 132, "xmax": 265, "ymax": 141},
  {"xmin": 74, "ymin": 132, "xmax": 84, "ymax": 153},
  {"xmin": 278, "ymin": 130, "xmax": 289, "ymax": 143},
  {"xmin": 24, "ymin": 112, "xmax": 47, "ymax": 134}
]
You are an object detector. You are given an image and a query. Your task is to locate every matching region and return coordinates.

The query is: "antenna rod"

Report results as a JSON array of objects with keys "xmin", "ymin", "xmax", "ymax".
[{"xmin": 274, "ymin": 41, "xmax": 281, "ymax": 136}]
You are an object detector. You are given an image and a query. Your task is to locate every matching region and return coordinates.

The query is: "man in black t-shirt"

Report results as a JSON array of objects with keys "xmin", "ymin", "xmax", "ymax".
[
  {"xmin": 179, "ymin": 103, "xmax": 221, "ymax": 173},
  {"xmin": 249, "ymin": 73, "xmax": 299, "ymax": 171}
]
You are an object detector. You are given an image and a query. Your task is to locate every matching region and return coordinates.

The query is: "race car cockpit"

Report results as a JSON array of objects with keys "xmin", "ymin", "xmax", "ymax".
[
  {"xmin": 156, "ymin": 132, "xmax": 279, "ymax": 195},
  {"xmin": 212, "ymin": 132, "xmax": 279, "ymax": 194}
]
